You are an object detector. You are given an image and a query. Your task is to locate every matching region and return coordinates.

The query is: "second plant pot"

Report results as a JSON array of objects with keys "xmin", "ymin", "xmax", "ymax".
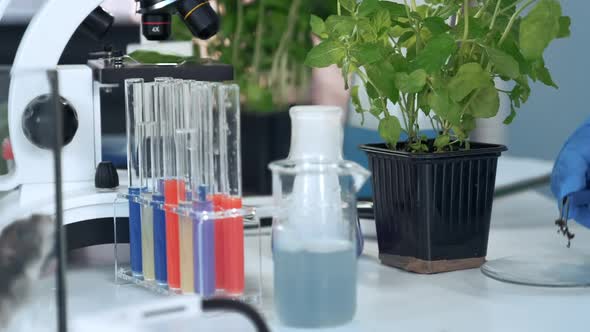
[
  {"xmin": 361, "ymin": 142, "xmax": 507, "ymax": 274},
  {"xmin": 241, "ymin": 110, "xmax": 291, "ymax": 196}
]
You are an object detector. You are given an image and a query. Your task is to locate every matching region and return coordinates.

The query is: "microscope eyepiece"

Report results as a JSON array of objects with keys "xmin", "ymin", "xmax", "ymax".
[
  {"xmin": 139, "ymin": 0, "xmax": 219, "ymax": 41},
  {"xmin": 142, "ymin": 13, "xmax": 172, "ymax": 41}
]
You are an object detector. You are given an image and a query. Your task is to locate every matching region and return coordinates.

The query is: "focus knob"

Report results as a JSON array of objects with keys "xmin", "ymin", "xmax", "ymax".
[
  {"xmin": 95, "ymin": 161, "xmax": 119, "ymax": 189},
  {"xmin": 22, "ymin": 95, "xmax": 78, "ymax": 150}
]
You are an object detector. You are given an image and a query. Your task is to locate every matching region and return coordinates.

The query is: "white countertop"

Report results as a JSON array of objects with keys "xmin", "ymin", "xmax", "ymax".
[{"xmin": 10, "ymin": 188, "xmax": 590, "ymax": 332}]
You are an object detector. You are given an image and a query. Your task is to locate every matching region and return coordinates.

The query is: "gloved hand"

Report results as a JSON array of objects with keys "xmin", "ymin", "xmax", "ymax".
[{"xmin": 551, "ymin": 118, "xmax": 590, "ymax": 228}]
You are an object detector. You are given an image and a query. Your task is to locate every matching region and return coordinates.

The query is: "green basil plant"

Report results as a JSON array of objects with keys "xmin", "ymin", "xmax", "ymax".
[{"xmin": 305, "ymin": 0, "xmax": 571, "ymax": 152}]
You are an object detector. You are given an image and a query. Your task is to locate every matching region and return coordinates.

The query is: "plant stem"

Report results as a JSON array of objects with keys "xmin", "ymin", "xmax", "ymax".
[
  {"xmin": 462, "ymin": 0, "xmax": 470, "ymax": 43},
  {"xmin": 474, "ymin": 0, "xmax": 491, "ymax": 18},
  {"xmin": 499, "ymin": 0, "xmax": 528, "ymax": 14},
  {"xmin": 399, "ymin": 94, "xmax": 411, "ymax": 133},
  {"xmin": 252, "ymin": 0, "xmax": 266, "ymax": 77},
  {"xmin": 269, "ymin": 0, "xmax": 302, "ymax": 85},
  {"xmin": 489, "ymin": 0, "xmax": 502, "ymax": 30},
  {"xmin": 499, "ymin": 0, "xmax": 535, "ymax": 46},
  {"xmin": 411, "ymin": 0, "xmax": 417, "ymax": 11},
  {"xmin": 337, "ymin": 0, "xmax": 341, "ymax": 16},
  {"xmin": 231, "ymin": 0, "xmax": 244, "ymax": 68}
]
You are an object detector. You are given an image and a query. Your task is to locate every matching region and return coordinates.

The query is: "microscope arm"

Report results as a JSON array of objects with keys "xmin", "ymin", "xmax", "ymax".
[
  {"xmin": 0, "ymin": 0, "xmax": 105, "ymax": 191},
  {"xmin": 12, "ymin": 0, "xmax": 105, "ymax": 69},
  {"xmin": 0, "ymin": 0, "xmax": 11, "ymax": 22}
]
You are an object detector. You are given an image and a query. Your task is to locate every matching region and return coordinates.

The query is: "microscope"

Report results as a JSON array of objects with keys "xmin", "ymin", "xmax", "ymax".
[{"xmin": 0, "ymin": 0, "xmax": 232, "ymax": 248}]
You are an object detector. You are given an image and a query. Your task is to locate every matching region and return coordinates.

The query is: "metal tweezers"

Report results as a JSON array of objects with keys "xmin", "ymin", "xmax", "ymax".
[{"xmin": 556, "ymin": 189, "xmax": 590, "ymax": 248}]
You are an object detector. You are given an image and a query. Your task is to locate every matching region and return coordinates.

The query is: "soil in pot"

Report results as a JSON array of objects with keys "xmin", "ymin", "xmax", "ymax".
[{"xmin": 361, "ymin": 141, "xmax": 507, "ymax": 274}]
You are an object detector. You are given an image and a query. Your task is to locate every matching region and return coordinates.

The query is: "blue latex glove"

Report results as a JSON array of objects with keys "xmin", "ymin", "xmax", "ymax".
[{"xmin": 551, "ymin": 118, "xmax": 590, "ymax": 227}]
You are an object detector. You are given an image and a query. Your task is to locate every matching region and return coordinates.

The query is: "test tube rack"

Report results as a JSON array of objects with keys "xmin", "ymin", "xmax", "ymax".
[
  {"xmin": 117, "ymin": 77, "xmax": 260, "ymax": 304},
  {"xmin": 113, "ymin": 193, "xmax": 263, "ymax": 305}
]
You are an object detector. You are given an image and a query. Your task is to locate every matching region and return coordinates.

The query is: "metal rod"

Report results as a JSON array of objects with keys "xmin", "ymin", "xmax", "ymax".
[{"xmin": 49, "ymin": 70, "xmax": 68, "ymax": 332}]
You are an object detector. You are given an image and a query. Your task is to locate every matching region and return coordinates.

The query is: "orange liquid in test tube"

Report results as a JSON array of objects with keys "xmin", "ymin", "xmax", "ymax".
[{"xmin": 165, "ymin": 179, "xmax": 185, "ymax": 289}]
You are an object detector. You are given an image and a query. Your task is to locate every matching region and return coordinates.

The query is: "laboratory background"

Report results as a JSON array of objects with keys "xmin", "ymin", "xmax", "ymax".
[{"xmin": 0, "ymin": 0, "xmax": 589, "ymax": 331}]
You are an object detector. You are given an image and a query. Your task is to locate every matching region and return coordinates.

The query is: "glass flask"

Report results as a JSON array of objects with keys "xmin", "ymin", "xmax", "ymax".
[{"xmin": 269, "ymin": 159, "xmax": 369, "ymax": 328}]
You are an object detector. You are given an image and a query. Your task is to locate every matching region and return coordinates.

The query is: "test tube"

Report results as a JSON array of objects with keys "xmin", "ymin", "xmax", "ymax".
[
  {"xmin": 139, "ymin": 82, "xmax": 157, "ymax": 281},
  {"xmin": 164, "ymin": 80, "xmax": 183, "ymax": 290},
  {"xmin": 153, "ymin": 78, "xmax": 173, "ymax": 285},
  {"xmin": 219, "ymin": 84, "xmax": 244, "ymax": 295},
  {"xmin": 192, "ymin": 82, "xmax": 216, "ymax": 297},
  {"xmin": 176, "ymin": 80, "xmax": 196, "ymax": 294},
  {"xmin": 125, "ymin": 78, "xmax": 144, "ymax": 278},
  {"xmin": 210, "ymin": 83, "xmax": 227, "ymax": 290}
]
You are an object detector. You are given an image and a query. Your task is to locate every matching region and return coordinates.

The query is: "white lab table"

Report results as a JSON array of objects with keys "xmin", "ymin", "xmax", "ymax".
[{"xmin": 12, "ymin": 157, "xmax": 590, "ymax": 332}]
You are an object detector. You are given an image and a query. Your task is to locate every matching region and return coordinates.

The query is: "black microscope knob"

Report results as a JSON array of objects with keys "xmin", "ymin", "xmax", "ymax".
[
  {"xmin": 95, "ymin": 161, "xmax": 119, "ymax": 189},
  {"xmin": 22, "ymin": 94, "xmax": 78, "ymax": 150}
]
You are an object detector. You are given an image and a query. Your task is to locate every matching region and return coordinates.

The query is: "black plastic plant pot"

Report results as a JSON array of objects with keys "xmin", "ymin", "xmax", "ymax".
[{"xmin": 361, "ymin": 142, "xmax": 507, "ymax": 274}]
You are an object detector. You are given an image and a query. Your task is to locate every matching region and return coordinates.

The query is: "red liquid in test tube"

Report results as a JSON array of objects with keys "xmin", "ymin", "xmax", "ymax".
[
  {"xmin": 224, "ymin": 196, "xmax": 244, "ymax": 294},
  {"xmin": 212, "ymin": 193, "xmax": 227, "ymax": 290},
  {"xmin": 165, "ymin": 179, "xmax": 185, "ymax": 289}
]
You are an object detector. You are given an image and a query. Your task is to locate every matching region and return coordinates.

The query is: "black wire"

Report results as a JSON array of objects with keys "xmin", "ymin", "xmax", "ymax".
[
  {"xmin": 49, "ymin": 71, "xmax": 68, "ymax": 332},
  {"xmin": 201, "ymin": 299, "xmax": 271, "ymax": 332}
]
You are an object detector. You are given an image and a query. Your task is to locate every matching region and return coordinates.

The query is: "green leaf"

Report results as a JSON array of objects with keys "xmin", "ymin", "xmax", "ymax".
[
  {"xmin": 398, "ymin": 31, "xmax": 415, "ymax": 45},
  {"xmin": 410, "ymin": 33, "xmax": 457, "ymax": 73},
  {"xmin": 429, "ymin": 88, "xmax": 462, "ymax": 125},
  {"xmin": 519, "ymin": 0, "xmax": 562, "ymax": 60},
  {"xmin": 453, "ymin": 114, "xmax": 476, "ymax": 140},
  {"xmin": 395, "ymin": 69, "xmax": 427, "ymax": 93},
  {"xmin": 511, "ymin": 76, "xmax": 531, "ymax": 106},
  {"xmin": 325, "ymin": 15, "xmax": 357, "ymax": 35},
  {"xmin": 557, "ymin": 16, "xmax": 571, "ymax": 39},
  {"xmin": 379, "ymin": 1, "xmax": 407, "ymax": 18},
  {"xmin": 350, "ymin": 43, "xmax": 384, "ymax": 65},
  {"xmin": 501, "ymin": 39, "xmax": 531, "ymax": 76},
  {"xmin": 304, "ymin": 40, "xmax": 346, "ymax": 68},
  {"xmin": 129, "ymin": 50, "xmax": 187, "ymax": 64},
  {"xmin": 370, "ymin": 105, "xmax": 386, "ymax": 118},
  {"xmin": 464, "ymin": 86, "xmax": 500, "ymax": 119},
  {"xmin": 504, "ymin": 105, "xmax": 517, "ymax": 125},
  {"xmin": 418, "ymin": 92, "xmax": 431, "ymax": 116},
  {"xmin": 339, "ymin": 0, "xmax": 357, "ymax": 13},
  {"xmin": 357, "ymin": 17, "xmax": 379, "ymax": 42},
  {"xmin": 378, "ymin": 117, "xmax": 402, "ymax": 147},
  {"xmin": 532, "ymin": 61, "xmax": 558, "ymax": 88},
  {"xmin": 434, "ymin": 134, "xmax": 451, "ymax": 150},
  {"xmin": 358, "ymin": 0, "xmax": 379, "ymax": 16},
  {"xmin": 310, "ymin": 15, "xmax": 327, "ymax": 38},
  {"xmin": 423, "ymin": 17, "xmax": 450, "ymax": 35},
  {"xmin": 373, "ymin": 10, "xmax": 392, "ymax": 34},
  {"xmin": 366, "ymin": 62, "xmax": 400, "ymax": 104},
  {"xmin": 486, "ymin": 48, "xmax": 520, "ymax": 79},
  {"xmin": 366, "ymin": 84, "xmax": 380, "ymax": 100},
  {"xmin": 448, "ymin": 63, "xmax": 492, "ymax": 102}
]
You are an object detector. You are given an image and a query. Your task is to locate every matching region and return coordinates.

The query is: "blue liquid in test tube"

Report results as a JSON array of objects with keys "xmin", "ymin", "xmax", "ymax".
[
  {"xmin": 153, "ymin": 193, "xmax": 168, "ymax": 285},
  {"xmin": 129, "ymin": 187, "xmax": 143, "ymax": 277},
  {"xmin": 125, "ymin": 78, "xmax": 144, "ymax": 278}
]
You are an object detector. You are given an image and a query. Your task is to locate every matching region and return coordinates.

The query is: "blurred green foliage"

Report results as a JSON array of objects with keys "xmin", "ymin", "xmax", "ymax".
[{"xmin": 130, "ymin": 0, "xmax": 338, "ymax": 112}]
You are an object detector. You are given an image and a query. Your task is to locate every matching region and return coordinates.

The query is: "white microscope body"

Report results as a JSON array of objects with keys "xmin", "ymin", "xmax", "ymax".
[{"xmin": 0, "ymin": 0, "xmax": 125, "ymax": 223}]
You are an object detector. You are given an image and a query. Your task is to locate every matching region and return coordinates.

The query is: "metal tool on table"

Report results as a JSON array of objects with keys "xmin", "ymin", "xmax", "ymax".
[{"xmin": 481, "ymin": 185, "xmax": 590, "ymax": 287}]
